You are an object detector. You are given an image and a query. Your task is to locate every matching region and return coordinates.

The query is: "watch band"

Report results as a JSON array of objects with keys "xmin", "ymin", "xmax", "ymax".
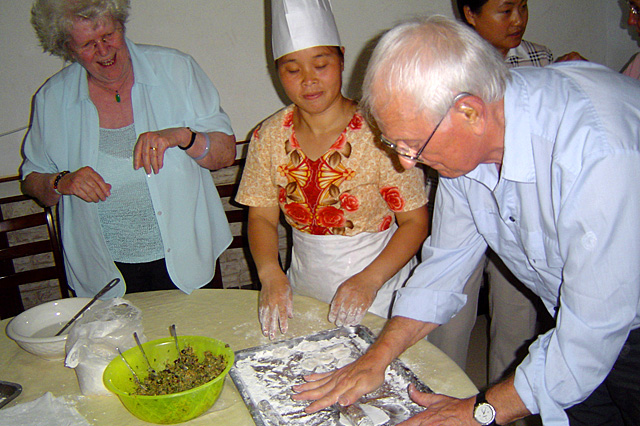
[
  {"xmin": 473, "ymin": 390, "xmax": 497, "ymax": 426},
  {"xmin": 180, "ymin": 128, "xmax": 197, "ymax": 150}
]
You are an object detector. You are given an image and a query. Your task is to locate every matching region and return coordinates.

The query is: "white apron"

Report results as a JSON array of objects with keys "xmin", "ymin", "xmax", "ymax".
[{"xmin": 287, "ymin": 223, "xmax": 416, "ymax": 318}]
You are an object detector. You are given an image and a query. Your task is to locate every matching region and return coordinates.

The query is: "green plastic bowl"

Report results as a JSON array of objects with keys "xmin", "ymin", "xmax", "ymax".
[{"xmin": 103, "ymin": 335, "xmax": 234, "ymax": 424}]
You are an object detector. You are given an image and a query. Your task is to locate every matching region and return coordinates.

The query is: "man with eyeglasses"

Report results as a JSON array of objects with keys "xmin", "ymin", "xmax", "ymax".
[{"xmin": 293, "ymin": 15, "xmax": 640, "ymax": 426}]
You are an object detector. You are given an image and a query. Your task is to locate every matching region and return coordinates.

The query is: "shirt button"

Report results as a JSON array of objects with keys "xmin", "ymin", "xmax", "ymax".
[
  {"xmin": 166, "ymin": 248, "xmax": 171, "ymax": 253},
  {"xmin": 157, "ymin": 211, "xmax": 163, "ymax": 216},
  {"xmin": 509, "ymin": 216, "xmax": 516, "ymax": 222}
]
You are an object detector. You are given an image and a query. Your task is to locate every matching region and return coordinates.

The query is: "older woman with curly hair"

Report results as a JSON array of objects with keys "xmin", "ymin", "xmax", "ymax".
[{"xmin": 21, "ymin": 0, "xmax": 236, "ymax": 297}]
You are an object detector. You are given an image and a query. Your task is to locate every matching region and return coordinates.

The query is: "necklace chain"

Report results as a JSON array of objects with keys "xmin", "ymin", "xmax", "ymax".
[{"xmin": 89, "ymin": 65, "xmax": 132, "ymax": 103}]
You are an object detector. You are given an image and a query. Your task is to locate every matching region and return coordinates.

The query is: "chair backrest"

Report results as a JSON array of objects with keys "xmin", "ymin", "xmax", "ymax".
[
  {"xmin": 210, "ymin": 140, "xmax": 258, "ymax": 290},
  {"xmin": 0, "ymin": 193, "xmax": 69, "ymax": 319}
]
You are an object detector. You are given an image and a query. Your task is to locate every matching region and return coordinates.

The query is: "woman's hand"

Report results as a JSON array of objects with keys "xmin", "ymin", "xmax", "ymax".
[
  {"xmin": 328, "ymin": 274, "xmax": 379, "ymax": 326},
  {"xmin": 248, "ymin": 206, "xmax": 291, "ymax": 340},
  {"xmin": 57, "ymin": 166, "xmax": 111, "ymax": 203},
  {"xmin": 258, "ymin": 274, "xmax": 294, "ymax": 340},
  {"xmin": 134, "ymin": 128, "xmax": 187, "ymax": 174},
  {"xmin": 327, "ymin": 205, "xmax": 429, "ymax": 327}
]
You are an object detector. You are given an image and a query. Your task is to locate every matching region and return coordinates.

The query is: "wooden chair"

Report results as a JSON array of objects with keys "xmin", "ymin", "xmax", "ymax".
[
  {"xmin": 209, "ymin": 140, "xmax": 258, "ymax": 290},
  {"xmin": 0, "ymin": 190, "xmax": 70, "ymax": 319}
]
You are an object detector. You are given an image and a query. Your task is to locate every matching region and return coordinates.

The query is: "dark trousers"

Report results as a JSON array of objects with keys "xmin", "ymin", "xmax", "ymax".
[
  {"xmin": 566, "ymin": 327, "xmax": 640, "ymax": 426},
  {"xmin": 115, "ymin": 258, "xmax": 217, "ymax": 293},
  {"xmin": 115, "ymin": 258, "xmax": 176, "ymax": 293}
]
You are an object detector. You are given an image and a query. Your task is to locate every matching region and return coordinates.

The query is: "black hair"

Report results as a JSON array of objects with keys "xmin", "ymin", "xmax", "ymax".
[{"xmin": 456, "ymin": 0, "xmax": 490, "ymax": 24}]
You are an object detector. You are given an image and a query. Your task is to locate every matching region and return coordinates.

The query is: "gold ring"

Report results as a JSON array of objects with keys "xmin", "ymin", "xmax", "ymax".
[{"xmin": 151, "ymin": 147, "xmax": 157, "ymax": 151}]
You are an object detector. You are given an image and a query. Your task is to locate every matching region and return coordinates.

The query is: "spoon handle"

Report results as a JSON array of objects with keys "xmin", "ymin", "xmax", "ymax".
[
  {"xmin": 134, "ymin": 332, "xmax": 155, "ymax": 373},
  {"xmin": 169, "ymin": 324, "xmax": 180, "ymax": 354},
  {"xmin": 117, "ymin": 347, "xmax": 147, "ymax": 390},
  {"xmin": 55, "ymin": 278, "xmax": 120, "ymax": 336}
]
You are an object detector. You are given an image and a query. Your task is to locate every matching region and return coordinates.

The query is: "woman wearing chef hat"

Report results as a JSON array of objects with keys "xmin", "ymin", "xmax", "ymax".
[{"xmin": 236, "ymin": 0, "xmax": 429, "ymax": 339}]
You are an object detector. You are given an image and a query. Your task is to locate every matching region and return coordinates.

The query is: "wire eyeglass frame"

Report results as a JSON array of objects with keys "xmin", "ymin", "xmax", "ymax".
[{"xmin": 379, "ymin": 92, "xmax": 472, "ymax": 163}]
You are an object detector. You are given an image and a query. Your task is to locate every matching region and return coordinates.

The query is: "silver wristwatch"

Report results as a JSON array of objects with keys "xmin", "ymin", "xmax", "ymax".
[{"xmin": 473, "ymin": 391, "xmax": 496, "ymax": 425}]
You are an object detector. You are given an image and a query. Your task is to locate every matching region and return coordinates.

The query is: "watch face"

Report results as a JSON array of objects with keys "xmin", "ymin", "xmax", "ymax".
[{"xmin": 474, "ymin": 402, "xmax": 496, "ymax": 424}]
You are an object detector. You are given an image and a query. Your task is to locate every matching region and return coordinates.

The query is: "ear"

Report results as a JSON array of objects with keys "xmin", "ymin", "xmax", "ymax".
[
  {"xmin": 463, "ymin": 6, "xmax": 477, "ymax": 27},
  {"xmin": 452, "ymin": 95, "xmax": 486, "ymax": 136}
]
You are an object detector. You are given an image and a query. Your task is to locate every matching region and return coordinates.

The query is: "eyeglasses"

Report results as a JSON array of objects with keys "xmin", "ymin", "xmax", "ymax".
[
  {"xmin": 73, "ymin": 27, "xmax": 122, "ymax": 56},
  {"xmin": 379, "ymin": 92, "xmax": 472, "ymax": 163},
  {"xmin": 630, "ymin": 1, "xmax": 640, "ymax": 16}
]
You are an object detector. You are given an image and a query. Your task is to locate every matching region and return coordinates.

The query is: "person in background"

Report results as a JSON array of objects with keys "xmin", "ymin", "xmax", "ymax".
[
  {"xmin": 235, "ymin": 0, "xmax": 428, "ymax": 340},
  {"xmin": 461, "ymin": 0, "xmax": 553, "ymax": 67},
  {"xmin": 623, "ymin": 0, "xmax": 640, "ymax": 79},
  {"xmin": 293, "ymin": 15, "xmax": 640, "ymax": 426},
  {"xmin": 459, "ymin": 0, "xmax": 585, "ymax": 65},
  {"xmin": 21, "ymin": 0, "xmax": 235, "ymax": 297}
]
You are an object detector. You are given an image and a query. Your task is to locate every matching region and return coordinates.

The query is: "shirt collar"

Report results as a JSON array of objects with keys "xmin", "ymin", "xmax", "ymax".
[
  {"xmin": 71, "ymin": 37, "xmax": 160, "ymax": 104},
  {"xmin": 502, "ymin": 73, "xmax": 536, "ymax": 183},
  {"xmin": 125, "ymin": 37, "xmax": 160, "ymax": 87},
  {"xmin": 465, "ymin": 72, "xmax": 536, "ymax": 189},
  {"xmin": 465, "ymin": 163, "xmax": 500, "ymax": 190}
]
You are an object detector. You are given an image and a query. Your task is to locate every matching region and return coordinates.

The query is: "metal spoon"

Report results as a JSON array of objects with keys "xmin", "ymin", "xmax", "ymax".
[
  {"xmin": 117, "ymin": 347, "xmax": 147, "ymax": 391},
  {"xmin": 133, "ymin": 332, "xmax": 157, "ymax": 380},
  {"xmin": 169, "ymin": 324, "xmax": 180, "ymax": 354},
  {"xmin": 55, "ymin": 278, "xmax": 120, "ymax": 336}
]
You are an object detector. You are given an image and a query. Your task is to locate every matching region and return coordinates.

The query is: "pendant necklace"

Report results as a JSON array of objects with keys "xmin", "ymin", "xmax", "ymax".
[{"xmin": 90, "ymin": 64, "xmax": 132, "ymax": 103}]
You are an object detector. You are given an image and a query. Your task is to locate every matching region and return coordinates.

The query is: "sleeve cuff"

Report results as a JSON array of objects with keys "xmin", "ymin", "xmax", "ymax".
[{"xmin": 392, "ymin": 287, "xmax": 467, "ymax": 325}]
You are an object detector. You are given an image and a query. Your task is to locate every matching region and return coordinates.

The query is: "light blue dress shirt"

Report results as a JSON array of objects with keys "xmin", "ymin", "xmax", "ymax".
[
  {"xmin": 393, "ymin": 62, "xmax": 640, "ymax": 425},
  {"xmin": 21, "ymin": 39, "xmax": 233, "ymax": 298}
]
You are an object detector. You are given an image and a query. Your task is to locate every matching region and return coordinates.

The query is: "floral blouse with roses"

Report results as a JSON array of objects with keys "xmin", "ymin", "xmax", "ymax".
[{"xmin": 235, "ymin": 105, "xmax": 427, "ymax": 236}]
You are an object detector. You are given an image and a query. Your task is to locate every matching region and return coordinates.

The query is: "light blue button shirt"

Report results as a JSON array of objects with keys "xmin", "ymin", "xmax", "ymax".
[
  {"xmin": 21, "ymin": 39, "xmax": 233, "ymax": 298},
  {"xmin": 393, "ymin": 62, "xmax": 640, "ymax": 425}
]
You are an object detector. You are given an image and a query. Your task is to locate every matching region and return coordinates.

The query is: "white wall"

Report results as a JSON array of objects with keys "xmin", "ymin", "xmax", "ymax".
[{"xmin": 1, "ymin": 0, "xmax": 638, "ymax": 178}]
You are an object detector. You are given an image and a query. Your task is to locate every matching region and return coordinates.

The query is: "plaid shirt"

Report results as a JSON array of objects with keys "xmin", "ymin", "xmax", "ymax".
[{"xmin": 505, "ymin": 40, "xmax": 554, "ymax": 68}]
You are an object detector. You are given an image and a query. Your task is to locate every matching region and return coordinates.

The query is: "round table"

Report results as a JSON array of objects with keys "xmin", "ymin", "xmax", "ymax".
[{"xmin": 0, "ymin": 289, "xmax": 477, "ymax": 425}]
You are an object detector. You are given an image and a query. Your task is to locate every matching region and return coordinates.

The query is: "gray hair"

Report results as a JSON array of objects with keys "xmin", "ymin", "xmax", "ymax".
[
  {"xmin": 361, "ymin": 15, "xmax": 510, "ymax": 122},
  {"xmin": 31, "ymin": 0, "xmax": 130, "ymax": 62}
]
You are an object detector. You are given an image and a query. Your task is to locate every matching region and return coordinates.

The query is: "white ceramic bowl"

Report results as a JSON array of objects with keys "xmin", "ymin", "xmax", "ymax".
[{"xmin": 6, "ymin": 298, "xmax": 93, "ymax": 360}]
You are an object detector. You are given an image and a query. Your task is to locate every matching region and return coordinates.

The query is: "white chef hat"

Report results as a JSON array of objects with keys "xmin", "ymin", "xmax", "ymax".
[{"xmin": 271, "ymin": 0, "xmax": 342, "ymax": 61}]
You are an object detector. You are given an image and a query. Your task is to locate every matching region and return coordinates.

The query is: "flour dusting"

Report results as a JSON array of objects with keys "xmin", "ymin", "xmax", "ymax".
[{"xmin": 230, "ymin": 326, "xmax": 432, "ymax": 426}]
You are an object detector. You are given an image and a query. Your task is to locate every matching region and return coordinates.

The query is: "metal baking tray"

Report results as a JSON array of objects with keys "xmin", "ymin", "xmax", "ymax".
[
  {"xmin": 229, "ymin": 325, "xmax": 432, "ymax": 426},
  {"xmin": 0, "ymin": 380, "xmax": 22, "ymax": 409}
]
